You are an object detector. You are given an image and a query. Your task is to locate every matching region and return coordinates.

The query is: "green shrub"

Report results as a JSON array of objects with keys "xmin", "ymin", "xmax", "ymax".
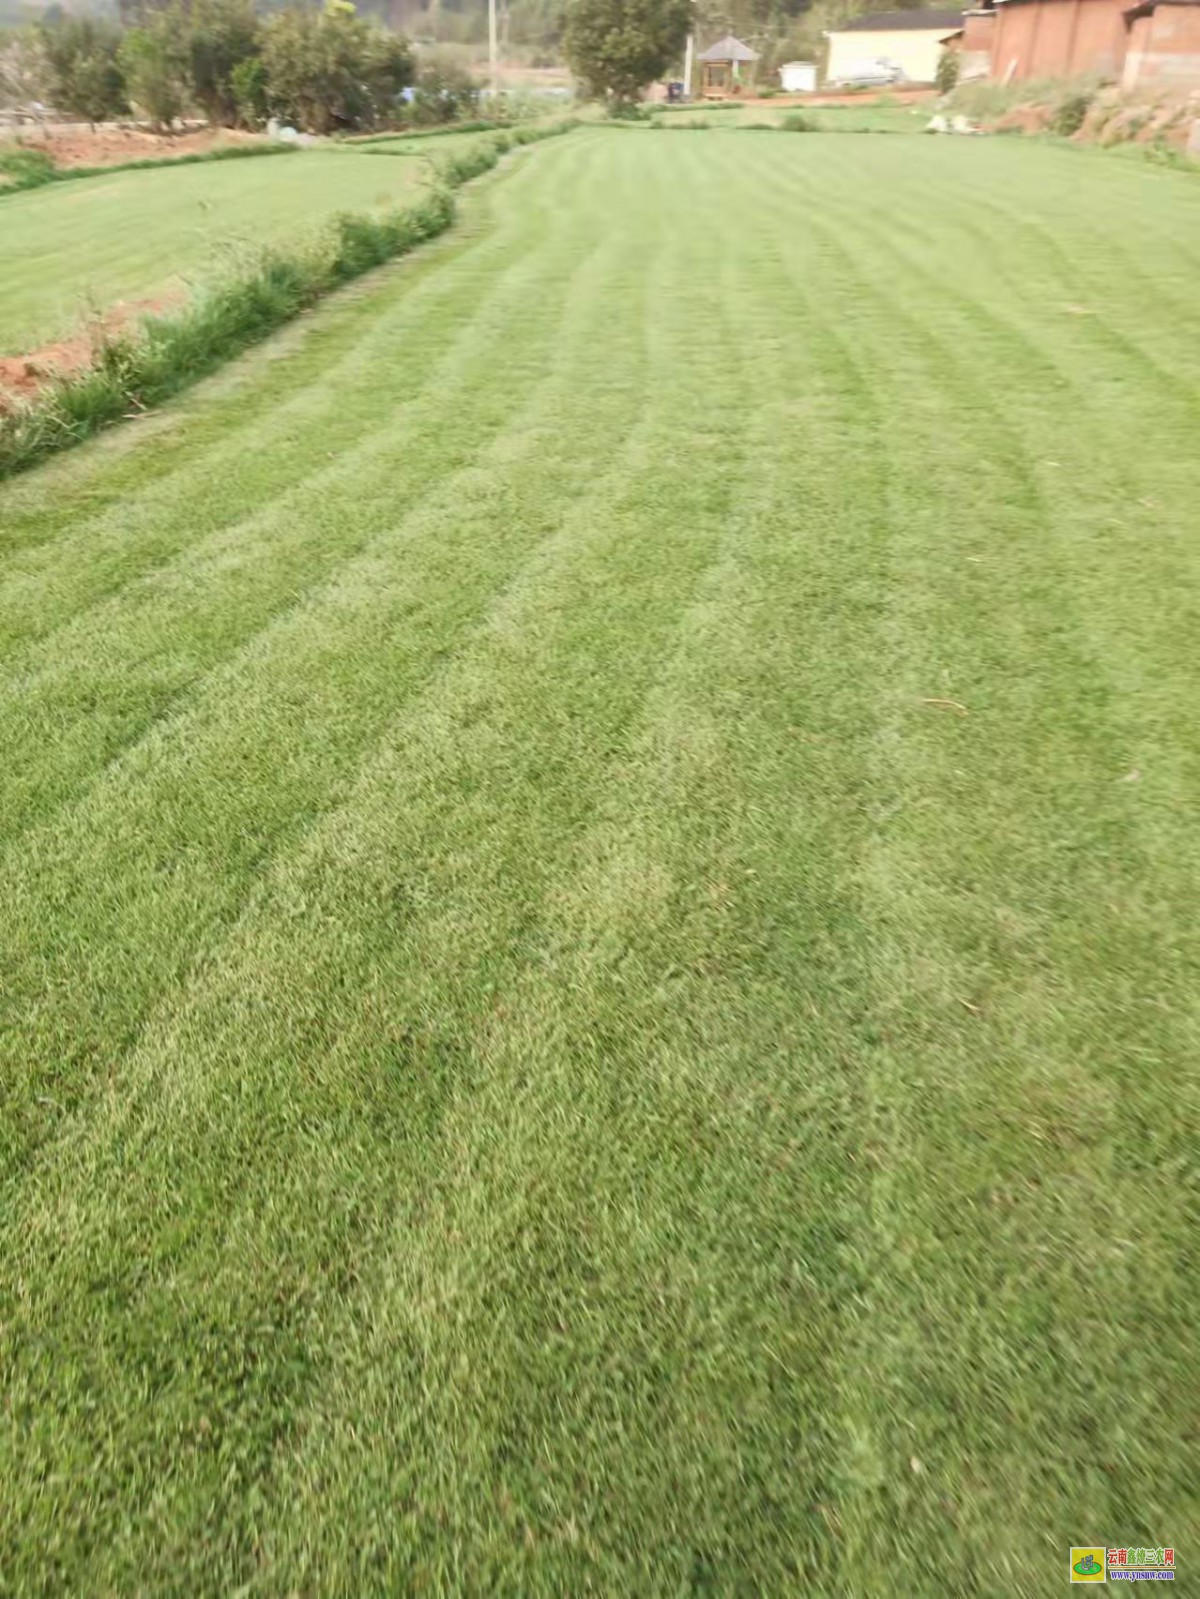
[
  {"xmin": 438, "ymin": 142, "xmax": 501, "ymax": 185},
  {"xmin": 657, "ymin": 99, "xmax": 740, "ymax": 112},
  {"xmin": 412, "ymin": 52, "xmax": 481, "ymax": 126},
  {"xmin": 231, "ymin": 56, "xmax": 269, "ymax": 129},
  {"xmin": 781, "ymin": 111, "xmax": 815, "ymax": 133},
  {"xmin": 350, "ymin": 119, "xmax": 502, "ymax": 146},
  {"xmin": 329, "ymin": 190, "xmax": 455, "ymax": 280},
  {"xmin": 0, "ymin": 145, "xmax": 58, "ymax": 192},
  {"xmin": 1049, "ymin": 88, "xmax": 1093, "ymax": 138},
  {"xmin": 935, "ymin": 50, "xmax": 960, "ymax": 96}
]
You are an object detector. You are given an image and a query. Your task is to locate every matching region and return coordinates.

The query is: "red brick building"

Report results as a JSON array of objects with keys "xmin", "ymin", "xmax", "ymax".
[
  {"xmin": 964, "ymin": 0, "xmax": 1200, "ymax": 87},
  {"xmin": 1122, "ymin": 0, "xmax": 1200, "ymax": 86}
]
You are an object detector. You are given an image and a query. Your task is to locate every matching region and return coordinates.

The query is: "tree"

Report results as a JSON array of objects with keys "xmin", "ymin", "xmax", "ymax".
[
  {"xmin": 361, "ymin": 26, "xmax": 416, "ymax": 120},
  {"xmin": 563, "ymin": 0, "xmax": 693, "ymax": 105},
  {"xmin": 0, "ymin": 27, "xmax": 47, "ymax": 111},
  {"xmin": 120, "ymin": 13, "xmax": 189, "ymax": 130},
  {"xmin": 411, "ymin": 47, "xmax": 478, "ymax": 125},
  {"xmin": 934, "ymin": 45, "xmax": 959, "ymax": 94},
  {"xmin": 37, "ymin": 16, "xmax": 128, "ymax": 126},
  {"xmin": 262, "ymin": 1, "xmax": 412, "ymax": 134},
  {"xmin": 230, "ymin": 54, "xmax": 268, "ymax": 126},
  {"xmin": 186, "ymin": 0, "xmax": 261, "ymax": 126}
]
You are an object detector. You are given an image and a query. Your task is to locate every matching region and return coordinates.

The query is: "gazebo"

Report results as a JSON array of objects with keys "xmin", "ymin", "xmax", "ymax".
[{"xmin": 697, "ymin": 34, "xmax": 760, "ymax": 98}]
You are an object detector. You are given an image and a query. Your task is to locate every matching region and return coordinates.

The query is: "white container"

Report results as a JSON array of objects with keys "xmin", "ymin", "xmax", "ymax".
[{"xmin": 778, "ymin": 61, "xmax": 818, "ymax": 93}]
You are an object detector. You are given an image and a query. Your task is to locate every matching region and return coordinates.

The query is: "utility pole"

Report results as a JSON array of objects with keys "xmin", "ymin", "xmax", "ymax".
[
  {"xmin": 683, "ymin": 32, "xmax": 695, "ymax": 99},
  {"xmin": 488, "ymin": 0, "xmax": 499, "ymax": 100}
]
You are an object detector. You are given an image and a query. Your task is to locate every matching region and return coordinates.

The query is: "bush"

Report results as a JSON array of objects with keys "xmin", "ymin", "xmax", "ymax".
[
  {"xmin": 0, "ymin": 144, "xmax": 58, "ymax": 192},
  {"xmin": 780, "ymin": 111, "xmax": 815, "ymax": 132},
  {"xmin": 37, "ymin": 15, "xmax": 127, "ymax": 126},
  {"xmin": 120, "ymin": 20, "xmax": 189, "ymax": 132},
  {"xmin": 187, "ymin": 0, "xmax": 262, "ymax": 127},
  {"xmin": 231, "ymin": 56, "xmax": 268, "ymax": 128},
  {"xmin": 411, "ymin": 51, "xmax": 480, "ymax": 126},
  {"xmin": 935, "ymin": 50, "xmax": 960, "ymax": 96},
  {"xmin": 1049, "ymin": 88, "xmax": 1093, "ymax": 138}
]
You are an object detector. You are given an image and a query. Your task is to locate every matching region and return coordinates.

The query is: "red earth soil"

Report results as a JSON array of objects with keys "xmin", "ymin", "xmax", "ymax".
[
  {"xmin": 0, "ymin": 294, "xmax": 184, "ymax": 410},
  {"xmin": 10, "ymin": 123, "xmax": 269, "ymax": 170}
]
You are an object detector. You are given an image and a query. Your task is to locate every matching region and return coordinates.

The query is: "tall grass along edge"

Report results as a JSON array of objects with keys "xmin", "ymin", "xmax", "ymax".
[{"xmin": 0, "ymin": 121, "xmax": 576, "ymax": 478}]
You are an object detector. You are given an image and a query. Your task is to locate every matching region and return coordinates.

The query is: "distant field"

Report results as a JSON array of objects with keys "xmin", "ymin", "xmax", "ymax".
[
  {"xmin": 1, "ymin": 129, "xmax": 1198, "ymax": 1591},
  {"xmin": 336, "ymin": 129, "xmax": 513, "ymax": 165},
  {"xmin": 0, "ymin": 149, "xmax": 432, "ymax": 354},
  {"xmin": 653, "ymin": 101, "xmax": 930, "ymax": 134}
]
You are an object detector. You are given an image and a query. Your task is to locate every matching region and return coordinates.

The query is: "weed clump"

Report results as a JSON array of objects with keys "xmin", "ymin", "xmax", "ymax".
[
  {"xmin": 0, "ymin": 145, "xmax": 59, "ymax": 192},
  {"xmin": 1049, "ymin": 89, "xmax": 1094, "ymax": 138}
]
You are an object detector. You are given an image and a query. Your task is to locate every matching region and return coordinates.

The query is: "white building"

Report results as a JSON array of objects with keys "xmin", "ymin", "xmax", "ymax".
[
  {"xmin": 825, "ymin": 10, "xmax": 964, "ymax": 84},
  {"xmin": 778, "ymin": 61, "xmax": 819, "ymax": 92}
]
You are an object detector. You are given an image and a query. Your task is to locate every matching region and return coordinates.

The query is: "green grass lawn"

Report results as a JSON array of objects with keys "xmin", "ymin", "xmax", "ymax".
[
  {"xmin": 652, "ymin": 100, "xmax": 930, "ymax": 133},
  {"xmin": 343, "ymin": 126, "xmax": 519, "ymax": 153},
  {"xmin": 1, "ymin": 128, "xmax": 1198, "ymax": 1593},
  {"xmin": 0, "ymin": 149, "xmax": 432, "ymax": 354}
]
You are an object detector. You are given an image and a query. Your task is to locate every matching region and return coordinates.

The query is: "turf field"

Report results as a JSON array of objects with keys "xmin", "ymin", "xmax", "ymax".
[
  {"xmin": 0, "ymin": 148, "xmax": 432, "ymax": 353},
  {"xmin": 1, "ymin": 128, "xmax": 1197, "ymax": 1593},
  {"xmin": 652, "ymin": 101, "xmax": 929, "ymax": 132}
]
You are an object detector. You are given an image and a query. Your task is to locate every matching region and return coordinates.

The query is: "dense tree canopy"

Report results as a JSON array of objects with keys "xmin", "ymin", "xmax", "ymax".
[
  {"xmin": 563, "ymin": 0, "xmax": 693, "ymax": 103},
  {"xmin": 262, "ymin": 0, "xmax": 414, "ymax": 134},
  {"xmin": 29, "ymin": 0, "xmax": 416, "ymax": 134},
  {"xmin": 120, "ymin": 12, "xmax": 188, "ymax": 129},
  {"xmin": 37, "ymin": 15, "xmax": 127, "ymax": 125},
  {"xmin": 187, "ymin": 0, "xmax": 262, "ymax": 126}
]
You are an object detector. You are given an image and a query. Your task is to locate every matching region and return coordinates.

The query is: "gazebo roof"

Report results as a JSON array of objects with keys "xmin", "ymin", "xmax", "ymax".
[{"xmin": 698, "ymin": 34, "xmax": 760, "ymax": 62}]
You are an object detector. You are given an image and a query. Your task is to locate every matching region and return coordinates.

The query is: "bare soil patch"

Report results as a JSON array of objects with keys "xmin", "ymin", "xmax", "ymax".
[
  {"xmin": 742, "ymin": 88, "xmax": 937, "ymax": 109},
  {"xmin": 0, "ymin": 293, "xmax": 183, "ymax": 409},
  {"xmin": 12, "ymin": 123, "xmax": 269, "ymax": 171}
]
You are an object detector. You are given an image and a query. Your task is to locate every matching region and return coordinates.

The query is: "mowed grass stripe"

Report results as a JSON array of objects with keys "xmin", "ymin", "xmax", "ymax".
[
  {"xmin": 253, "ymin": 156, "xmax": 909, "ymax": 1592},
  {"xmin": 0, "ymin": 143, "xmax": 653, "ymax": 1139},
  {"xmin": 0, "ymin": 130, "xmax": 1197, "ymax": 1593},
  {"xmin": 0, "ymin": 150, "xmax": 628, "ymax": 847},
  {"xmin": 1, "ymin": 146, "xmax": 887, "ymax": 1590},
  {"xmin": 0, "ymin": 155, "xmax": 713, "ymax": 1579},
  {"xmin": 0, "ymin": 137, "xmax": 595, "ymax": 636},
  {"xmin": 770, "ymin": 136, "xmax": 1200, "ymax": 433},
  {"xmin": 732, "ymin": 136, "xmax": 1198, "ymax": 1588},
  {"xmin": 770, "ymin": 141, "xmax": 1200, "ymax": 626},
  {"xmin": 0, "ymin": 131, "xmax": 595, "ymax": 571}
]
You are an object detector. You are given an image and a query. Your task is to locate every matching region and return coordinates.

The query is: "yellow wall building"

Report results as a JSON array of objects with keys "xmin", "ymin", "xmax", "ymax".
[{"xmin": 825, "ymin": 10, "xmax": 964, "ymax": 83}]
